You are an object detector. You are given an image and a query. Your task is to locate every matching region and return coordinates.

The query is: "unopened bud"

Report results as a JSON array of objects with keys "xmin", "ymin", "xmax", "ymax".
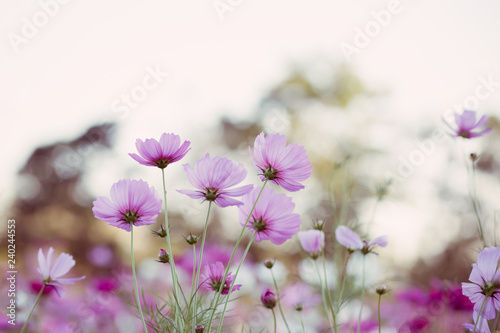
[
  {"xmin": 261, "ymin": 288, "xmax": 277, "ymax": 309},
  {"xmin": 263, "ymin": 259, "xmax": 275, "ymax": 269},
  {"xmin": 195, "ymin": 324, "xmax": 204, "ymax": 333},
  {"xmin": 376, "ymin": 285, "xmax": 389, "ymax": 295},
  {"xmin": 312, "ymin": 219, "xmax": 324, "ymax": 231},
  {"xmin": 185, "ymin": 234, "xmax": 199, "ymax": 245},
  {"xmin": 157, "ymin": 249, "xmax": 170, "ymax": 264},
  {"xmin": 470, "ymin": 153, "xmax": 479, "ymax": 162},
  {"xmin": 152, "ymin": 225, "xmax": 167, "ymax": 238}
]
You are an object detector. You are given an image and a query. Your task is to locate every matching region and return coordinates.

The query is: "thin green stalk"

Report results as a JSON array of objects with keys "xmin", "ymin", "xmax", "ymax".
[
  {"xmin": 270, "ymin": 268, "xmax": 291, "ymax": 332},
  {"xmin": 377, "ymin": 294, "xmax": 382, "ymax": 333},
  {"xmin": 190, "ymin": 244, "xmax": 197, "ymax": 331},
  {"xmin": 191, "ymin": 202, "xmax": 212, "ymax": 329},
  {"xmin": 131, "ymin": 225, "xmax": 148, "ymax": 332},
  {"xmin": 321, "ymin": 250, "xmax": 337, "ymax": 332},
  {"xmin": 20, "ymin": 284, "xmax": 45, "ymax": 333},
  {"xmin": 356, "ymin": 256, "xmax": 366, "ymax": 333},
  {"xmin": 161, "ymin": 169, "xmax": 183, "ymax": 329},
  {"xmin": 299, "ymin": 311, "xmax": 305, "ymax": 333},
  {"xmin": 473, "ymin": 295, "xmax": 488, "ymax": 332},
  {"xmin": 217, "ymin": 236, "xmax": 255, "ymax": 332},
  {"xmin": 272, "ymin": 308, "xmax": 277, "ymax": 333},
  {"xmin": 206, "ymin": 180, "xmax": 268, "ymax": 332},
  {"xmin": 336, "ymin": 252, "xmax": 351, "ymax": 313},
  {"xmin": 313, "ymin": 260, "xmax": 335, "ymax": 333}
]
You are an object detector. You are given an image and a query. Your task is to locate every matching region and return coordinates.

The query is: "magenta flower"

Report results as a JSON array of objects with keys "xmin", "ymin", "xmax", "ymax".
[
  {"xmin": 261, "ymin": 288, "xmax": 277, "ymax": 309},
  {"xmin": 335, "ymin": 225, "xmax": 388, "ymax": 255},
  {"xmin": 239, "ymin": 186, "xmax": 301, "ymax": 245},
  {"xmin": 298, "ymin": 230, "xmax": 325, "ymax": 258},
  {"xmin": 177, "ymin": 154, "xmax": 252, "ymax": 207},
  {"xmin": 462, "ymin": 246, "xmax": 500, "ymax": 320},
  {"xmin": 37, "ymin": 247, "xmax": 85, "ymax": 297},
  {"xmin": 249, "ymin": 132, "xmax": 312, "ymax": 192},
  {"xmin": 92, "ymin": 179, "xmax": 162, "ymax": 231},
  {"xmin": 129, "ymin": 132, "xmax": 191, "ymax": 168},
  {"xmin": 444, "ymin": 110, "xmax": 491, "ymax": 139},
  {"xmin": 200, "ymin": 261, "xmax": 241, "ymax": 295}
]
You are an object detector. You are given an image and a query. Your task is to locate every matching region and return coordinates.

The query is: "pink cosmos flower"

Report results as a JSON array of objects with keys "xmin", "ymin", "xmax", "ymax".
[
  {"xmin": 129, "ymin": 132, "xmax": 191, "ymax": 168},
  {"xmin": 37, "ymin": 247, "xmax": 85, "ymax": 297},
  {"xmin": 249, "ymin": 132, "xmax": 312, "ymax": 192},
  {"xmin": 240, "ymin": 186, "xmax": 301, "ymax": 245},
  {"xmin": 298, "ymin": 229, "xmax": 325, "ymax": 258},
  {"xmin": 92, "ymin": 179, "xmax": 162, "ymax": 231},
  {"xmin": 260, "ymin": 288, "xmax": 277, "ymax": 309},
  {"xmin": 335, "ymin": 225, "xmax": 388, "ymax": 255},
  {"xmin": 200, "ymin": 261, "xmax": 241, "ymax": 295},
  {"xmin": 177, "ymin": 154, "xmax": 252, "ymax": 207},
  {"xmin": 462, "ymin": 246, "xmax": 500, "ymax": 320},
  {"xmin": 463, "ymin": 311, "xmax": 491, "ymax": 333},
  {"xmin": 282, "ymin": 282, "xmax": 321, "ymax": 312},
  {"xmin": 444, "ymin": 110, "xmax": 491, "ymax": 139}
]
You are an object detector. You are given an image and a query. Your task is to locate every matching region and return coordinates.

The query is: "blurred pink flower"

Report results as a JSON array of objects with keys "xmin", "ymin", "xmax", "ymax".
[
  {"xmin": 462, "ymin": 246, "xmax": 500, "ymax": 320},
  {"xmin": 444, "ymin": 110, "xmax": 491, "ymax": 139},
  {"xmin": 92, "ymin": 179, "xmax": 162, "ymax": 231},
  {"xmin": 282, "ymin": 282, "xmax": 321, "ymax": 312},
  {"xmin": 249, "ymin": 132, "xmax": 312, "ymax": 192},
  {"xmin": 37, "ymin": 247, "xmax": 85, "ymax": 297},
  {"xmin": 177, "ymin": 154, "xmax": 252, "ymax": 207},
  {"xmin": 298, "ymin": 229, "xmax": 325, "ymax": 258},
  {"xmin": 129, "ymin": 132, "xmax": 190, "ymax": 168},
  {"xmin": 335, "ymin": 225, "xmax": 387, "ymax": 255},
  {"xmin": 239, "ymin": 186, "xmax": 301, "ymax": 245},
  {"xmin": 200, "ymin": 261, "xmax": 241, "ymax": 295}
]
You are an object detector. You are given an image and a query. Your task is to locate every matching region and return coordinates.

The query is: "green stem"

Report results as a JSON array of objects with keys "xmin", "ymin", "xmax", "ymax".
[
  {"xmin": 378, "ymin": 294, "xmax": 382, "ymax": 333},
  {"xmin": 217, "ymin": 236, "xmax": 255, "ymax": 332},
  {"xmin": 321, "ymin": 250, "xmax": 337, "ymax": 332},
  {"xmin": 272, "ymin": 308, "xmax": 277, "ymax": 333},
  {"xmin": 161, "ymin": 169, "xmax": 183, "ymax": 329},
  {"xmin": 473, "ymin": 295, "xmax": 488, "ymax": 333},
  {"xmin": 191, "ymin": 201, "xmax": 212, "ymax": 329},
  {"xmin": 20, "ymin": 284, "xmax": 45, "ymax": 333},
  {"xmin": 270, "ymin": 268, "xmax": 291, "ymax": 332},
  {"xmin": 206, "ymin": 180, "xmax": 268, "ymax": 332},
  {"xmin": 336, "ymin": 252, "xmax": 351, "ymax": 313},
  {"xmin": 190, "ymin": 244, "xmax": 197, "ymax": 331},
  {"xmin": 314, "ymin": 260, "xmax": 335, "ymax": 333},
  {"xmin": 356, "ymin": 256, "xmax": 366, "ymax": 333},
  {"xmin": 131, "ymin": 225, "xmax": 148, "ymax": 332},
  {"xmin": 299, "ymin": 311, "xmax": 306, "ymax": 333}
]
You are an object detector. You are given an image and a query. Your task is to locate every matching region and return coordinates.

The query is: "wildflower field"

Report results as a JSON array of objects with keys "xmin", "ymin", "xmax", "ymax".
[{"xmin": 3, "ymin": 2, "xmax": 500, "ymax": 332}]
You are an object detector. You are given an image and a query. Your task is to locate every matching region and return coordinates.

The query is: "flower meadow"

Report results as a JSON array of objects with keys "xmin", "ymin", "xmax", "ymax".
[{"xmin": 4, "ymin": 110, "xmax": 500, "ymax": 333}]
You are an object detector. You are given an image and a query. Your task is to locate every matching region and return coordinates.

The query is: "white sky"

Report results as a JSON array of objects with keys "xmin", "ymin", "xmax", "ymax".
[{"xmin": 2, "ymin": 0, "xmax": 500, "ymax": 266}]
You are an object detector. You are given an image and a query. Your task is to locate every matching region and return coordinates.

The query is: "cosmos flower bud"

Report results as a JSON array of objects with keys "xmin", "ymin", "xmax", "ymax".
[
  {"xmin": 312, "ymin": 220, "xmax": 325, "ymax": 231},
  {"xmin": 195, "ymin": 324, "xmax": 205, "ymax": 333},
  {"xmin": 261, "ymin": 288, "xmax": 277, "ymax": 309},
  {"xmin": 152, "ymin": 225, "xmax": 167, "ymax": 238},
  {"xmin": 185, "ymin": 234, "xmax": 199, "ymax": 245},
  {"xmin": 376, "ymin": 285, "xmax": 389, "ymax": 295},
  {"xmin": 157, "ymin": 249, "xmax": 170, "ymax": 264},
  {"xmin": 263, "ymin": 259, "xmax": 275, "ymax": 269}
]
